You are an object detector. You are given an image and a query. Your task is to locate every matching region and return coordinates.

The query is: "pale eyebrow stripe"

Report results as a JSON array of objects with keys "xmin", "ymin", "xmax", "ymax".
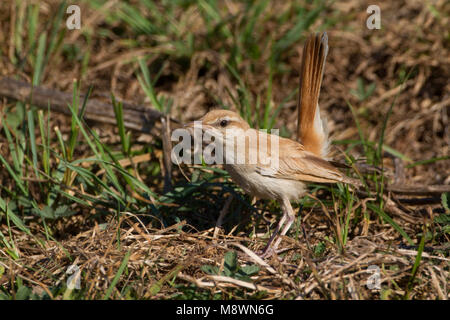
[{"xmin": 219, "ymin": 116, "xmax": 240, "ymax": 122}]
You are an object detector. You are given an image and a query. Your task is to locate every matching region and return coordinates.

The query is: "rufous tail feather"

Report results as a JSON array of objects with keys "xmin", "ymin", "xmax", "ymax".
[{"xmin": 297, "ymin": 32, "xmax": 329, "ymax": 158}]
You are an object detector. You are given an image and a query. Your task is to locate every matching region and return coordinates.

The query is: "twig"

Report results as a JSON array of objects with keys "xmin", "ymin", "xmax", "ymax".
[
  {"xmin": 391, "ymin": 196, "xmax": 443, "ymax": 205},
  {"xmin": 383, "ymin": 195, "xmax": 420, "ymax": 224},
  {"xmin": 177, "ymin": 272, "xmax": 215, "ymax": 289},
  {"xmin": 155, "ymin": 220, "xmax": 187, "ymax": 235},
  {"xmin": 427, "ymin": 266, "xmax": 447, "ymax": 300},
  {"xmin": 0, "ymin": 76, "xmax": 180, "ymax": 134},
  {"xmin": 161, "ymin": 115, "xmax": 173, "ymax": 193},
  {"xmin": 206, "ymin": 275, "xmax": 276, "ymax": 292},
  {"xmin": 394, "ymin": 158, "xmax": 405, "ymax": 185},
  {"xmin": 395, "ymin": 249, "xmax": 450, "ymax": 262},
  {"xmin": 0, "ymin": 260, "xmax": 54, "ymax": 299},
  {"xmin": 213, "ymin": 195, "xmax": 233, "ymax": 239},
  {"xmin": 358, "ymin": 184, "xmax": 450, "ymax": 200},
  {"xmin": 386, "ymin": 184, "xmax": 450, "ymax": 195},
  {"xmin": 230, "ymin": 242, "xmax": 277, "ymax": 275}
]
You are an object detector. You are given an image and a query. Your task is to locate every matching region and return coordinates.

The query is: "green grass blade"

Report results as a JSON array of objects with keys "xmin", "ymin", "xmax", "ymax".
[
  {"xmin": 404, "ymin": 229, "xmax": 425, "ymax": 299},
  {"xmin": 27, "ymin": 110, "xmax": 39, "ymax": 178},
  {"xmin": 102, "ymin": 250, "xmax": 131, "ymax": 300},
  {"xmin": 137, "ymin": 58, "xmax": 163, "ymax": 112},
  {"xmin": 407, "ymin": 156, "xmax": 450, "ymax": 168},
  {"xmin": 367, "ymin": 203, "xmax": 414, "ymax": 245},
  {"xmin": 0, "ymin": 196, "xmax": 31, "ymax": 236},
  {"xmin": 37, "ymin": 109, "xmax": 50, "ymax": 175},
  {"xmin": 346, "ymin": 100, "xmax": 367, "ymax": 156},
  {"xmin": 0, "ymin": 153, "xmax": 28, "ymax": 196},
  {"xmin": 32, "ymin": 32, "xmax": 47, "ymax": 86},
  {"xmin": 382, "ymin": 144, "xmax": 413, "ymax": 163}
]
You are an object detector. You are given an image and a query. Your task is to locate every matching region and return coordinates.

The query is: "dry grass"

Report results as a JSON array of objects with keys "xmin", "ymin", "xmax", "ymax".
[{"xmin": 0, "ymin": 0, "xmax": 448, "ymax": 299}]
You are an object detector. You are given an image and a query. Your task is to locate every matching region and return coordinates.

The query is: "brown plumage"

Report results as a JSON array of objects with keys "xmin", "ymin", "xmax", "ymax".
[
  {"xmin": 297, "ymin": 32, "xmax": 329, "ymax": 158},
  {"xmin": 185, "ymin": 32, "xmax": 360, "ymax": 257}
]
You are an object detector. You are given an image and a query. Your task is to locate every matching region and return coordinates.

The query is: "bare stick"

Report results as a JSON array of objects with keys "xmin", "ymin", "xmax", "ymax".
[
  {"xmin": 0, "ymin": 76, "xmax": 180, "ymax": 134},
  {"xmin": 161, "ymin": 115, "xmax": 173, "ymax": 193},
  {"xmin": 386, "ymin": 184, "xmax": 450, "ymax": 195},
  {"xmin": 213, "ymin": 195, "xmax": 233, "ymax": 239}
]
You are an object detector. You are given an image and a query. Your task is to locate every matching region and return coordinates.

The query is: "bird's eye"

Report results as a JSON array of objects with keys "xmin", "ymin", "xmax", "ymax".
[{"xmin": 219, "ymin": 119, "xmax": 228, "ymax": 127}]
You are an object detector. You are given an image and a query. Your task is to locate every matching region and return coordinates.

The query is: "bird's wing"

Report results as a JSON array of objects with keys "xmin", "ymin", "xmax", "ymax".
[{"xmin": 256, "ymin": 137, "xmax": 361, "ymax": 185}]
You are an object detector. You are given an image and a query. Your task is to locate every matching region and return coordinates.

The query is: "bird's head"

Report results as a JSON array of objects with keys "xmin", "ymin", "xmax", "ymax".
[{"xmin": 184, "ymin": 109, "xmax": 250, "ymax": 135}]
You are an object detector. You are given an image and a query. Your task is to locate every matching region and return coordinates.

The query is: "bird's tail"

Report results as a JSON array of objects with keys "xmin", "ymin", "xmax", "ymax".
[{"xmin": 297, "ymin": 32, "xmax": 329, "ymax": 158}]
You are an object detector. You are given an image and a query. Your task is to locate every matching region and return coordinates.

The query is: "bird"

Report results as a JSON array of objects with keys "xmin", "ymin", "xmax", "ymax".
[{"xmin": 185, "ymin": 32, "xmax": 361, "ymax": 257}]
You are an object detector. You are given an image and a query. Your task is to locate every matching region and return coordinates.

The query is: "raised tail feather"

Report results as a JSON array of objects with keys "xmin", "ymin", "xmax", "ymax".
[{"xmin": 297, "ymin": 32, "xmax": 329, "ymax": 158}]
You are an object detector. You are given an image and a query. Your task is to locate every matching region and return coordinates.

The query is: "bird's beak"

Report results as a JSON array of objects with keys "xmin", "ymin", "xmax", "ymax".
[
  {"xmin": 184, "ymin": 120, "xmax": 207, "ymax": 135},
  {"xmin": 184, "ymin": 120, "xmax": 214, "ymax": 131}
]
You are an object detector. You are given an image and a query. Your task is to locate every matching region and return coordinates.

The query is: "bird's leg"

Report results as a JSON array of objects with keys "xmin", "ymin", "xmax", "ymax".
[
  {"xmin": 261, "ymin": 211, "xmax": 287, "ymax": 257},
  {"xmin": 261, "ymin": 196, "xmax": 295, "ymax": 257},
  {"xmin": 272, "ymin": 197, "xmax": 296, "ymax": 252}
]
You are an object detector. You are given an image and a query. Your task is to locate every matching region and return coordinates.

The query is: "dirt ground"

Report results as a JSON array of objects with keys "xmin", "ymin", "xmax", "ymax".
[{"xmin": 0, "ymin": 0, "xmax": 448, "ymax": 299}]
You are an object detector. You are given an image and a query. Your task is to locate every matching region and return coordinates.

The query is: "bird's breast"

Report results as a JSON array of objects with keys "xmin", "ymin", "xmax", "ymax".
[{"xmin": 224, "ymin": 164, "xmax": 306, "ymax": 201}]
